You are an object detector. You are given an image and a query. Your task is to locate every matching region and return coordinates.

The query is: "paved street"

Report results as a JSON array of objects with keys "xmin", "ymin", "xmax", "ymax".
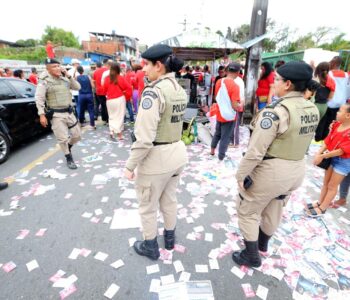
[{"xmin": 1, "ymin": 124, "xmax": 350, "ymax": 300}]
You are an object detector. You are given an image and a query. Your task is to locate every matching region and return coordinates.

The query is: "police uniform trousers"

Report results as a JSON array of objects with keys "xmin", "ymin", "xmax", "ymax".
[
  {"xmin": 237, "ymin": 158, "xmax": 305, "ymax": 241},
  {"xmin": 135, "ymin": 166, "xmax": 185, "ymax": 240},
  {"xmin": 51, "ymin": 112, "xmax": 81, "ymax": 155}
]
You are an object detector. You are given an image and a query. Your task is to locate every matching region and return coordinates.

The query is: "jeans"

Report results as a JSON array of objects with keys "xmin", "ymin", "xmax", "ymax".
[
  {"xmin": 211, "ymin": 121, "xmax": 235, "ymax": 160},
  {"xmin": 94, "ymin": 93, "xmax": 100, "ymax": 120},
  {"xmin": 339, "ymin": 173, "xmax": 350, "ymax": 199},
  {"xmin": 132, "ymin": 89, "xmax": 138, "ymax": 114},
  {"xmin": 126, "ymin": 101, "xmax": 134, "ymax": 122},
  {"xmin": 96, "ymin": 95, "xmax": 108, "ymax": 122},
  {"xmin": 73, "ymin": 95, "xmax": 79, "ymax": 118},
  {"xmin": 78, "ymin": 93, "xmax": 95, "ymax": 126},
  {"xmin": 231, "ymin": 112, "xmax": 242, "ymax": 145}
]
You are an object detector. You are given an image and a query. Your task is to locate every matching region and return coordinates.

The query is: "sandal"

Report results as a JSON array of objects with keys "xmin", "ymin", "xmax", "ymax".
[
  {"xmin": 306, "ymin": 201, "xmax": 320, "ymax": 210},
  {"xmin": 306, "ymin": 206, "xmax": 326, "ymax": 218}
]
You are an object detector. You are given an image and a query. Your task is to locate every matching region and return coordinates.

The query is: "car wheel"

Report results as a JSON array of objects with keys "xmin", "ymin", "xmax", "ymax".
[{"xmin": 0, "ymin": 132, "xmax": 10, "ymax": 164}]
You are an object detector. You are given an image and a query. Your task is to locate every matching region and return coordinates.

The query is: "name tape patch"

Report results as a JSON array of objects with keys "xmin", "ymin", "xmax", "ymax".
[{"xmin": 142, "ymin": 90, "xmax": 157, "ymax": 99}]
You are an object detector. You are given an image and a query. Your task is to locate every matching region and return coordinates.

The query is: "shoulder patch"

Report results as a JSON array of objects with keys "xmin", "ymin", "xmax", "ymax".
[
  {"xmin": 260, "ymin": 118, "xmax": 273, "ymax": 129},
  {"xmin": 262, "ymin": 111, "xmax": 279, "ymax": 121},
  {"xmin": 142, "ymin": 98, "xmax": 153, "ymax": 110},
  {"xmin": 142, "ymin": 90, "xmax": 157, "ymax": 99}
]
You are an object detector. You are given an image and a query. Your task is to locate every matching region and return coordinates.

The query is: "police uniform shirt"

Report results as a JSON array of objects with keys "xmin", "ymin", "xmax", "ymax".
[
  {"xmin": 35, "ymin": 71, "xmax": 81, "ymax": 115},
  {"xmin": 235, "ymin": 93, "xmax": 292, "ymax": 182},
  {"xmin": 125, "ymin": 73, "xmax": 188, "ymax": 175}
]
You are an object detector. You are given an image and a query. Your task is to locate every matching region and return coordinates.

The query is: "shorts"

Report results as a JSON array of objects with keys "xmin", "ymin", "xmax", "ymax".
[{"xmin": 331, "ymin": 156, "xmax": 350, "ymax": 176}]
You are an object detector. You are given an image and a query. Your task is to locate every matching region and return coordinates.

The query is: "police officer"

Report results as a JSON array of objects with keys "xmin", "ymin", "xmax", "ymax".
[
  {"xmin": 233, "ymin": 61, "xmax": 320, "ymax": 267},
  {"xmin": 35, "ymin": 58, "xmax": 81, "ymax": 169},
  {"xmin": 124, "ymin": 44, "xmax": 188, "ymax": 260}
]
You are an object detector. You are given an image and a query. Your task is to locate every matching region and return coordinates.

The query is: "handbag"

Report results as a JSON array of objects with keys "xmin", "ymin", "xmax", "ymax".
[
  {"xmin": 216, "ymin": 78, "xmax": 236, "ymax": 121},
  {"xmin": 317, "ymin": 158, "xmax": 331, "ymax": 170},
  {"xmin": 317, "ymin": 141, "xmax": 341, "ymax": 170}
]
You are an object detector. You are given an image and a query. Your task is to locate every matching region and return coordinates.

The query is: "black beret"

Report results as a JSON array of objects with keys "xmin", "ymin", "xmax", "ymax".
[
  {"xmin": 276, "ymin": 61, "xmax": 313, "ymax": 82},
  {"xmin": 45, "ymin": 58, "xmax": 60, "ymax": 65},
  {"xmin": 141, "ymin": 44, "xmax": 172, "ymax": 61}
]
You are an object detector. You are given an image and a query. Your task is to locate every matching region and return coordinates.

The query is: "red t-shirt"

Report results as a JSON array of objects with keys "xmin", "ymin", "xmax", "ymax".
[
  {"xmin": 93, "ymin": 67, "xmax": 108, "ymax": 96},
  {"xmin": 46, "ymin": 44, "xmax": 55, "ymax": 59},
  {"xmin": 28, "ymin": 74, "xmax": 38, "ymax": 85},
  {"xmin": 125, "ymin": 71, "xmax": 137, "ymax": 89},
  {"xmin": 256, "ymin": 72, "xmax": 275, "ymax": 97},
  {"xmin": 324, "ymin": 122, "xmax": 350, "ymax": 158},
  {"xmin": 103, "ymin": 75, "xmax": 132, "ymax": 101},
  {"xmin": 325, "ymin": 75, "xmax": 336, "ymax": 91},
  {"xmin": 135, "ymin": 70, "xmax": 145, "ymax": 98},
  {"xmin": 213, "ymin": 78, "xmax": 240, "ymax": 122}
]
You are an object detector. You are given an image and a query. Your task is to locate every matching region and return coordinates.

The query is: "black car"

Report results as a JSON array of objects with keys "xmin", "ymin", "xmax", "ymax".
[{"xmin": 0, "ymin": 78, "xmax": 50, "ymax": 163}]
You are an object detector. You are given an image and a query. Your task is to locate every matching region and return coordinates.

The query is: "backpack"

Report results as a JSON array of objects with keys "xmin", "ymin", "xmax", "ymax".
[{"xmin": 216, "ymin": 78, "xmax": 236, "ymax": 121}]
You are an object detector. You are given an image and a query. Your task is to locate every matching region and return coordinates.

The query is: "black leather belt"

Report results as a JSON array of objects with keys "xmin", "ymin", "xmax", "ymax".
[
  {"xmin": 153, "ymin": 141, "xmax": 179, "ymax": 146},
  {"xmin": 51, "ymin": 107, "xmax": 70, "ymax": 113}
]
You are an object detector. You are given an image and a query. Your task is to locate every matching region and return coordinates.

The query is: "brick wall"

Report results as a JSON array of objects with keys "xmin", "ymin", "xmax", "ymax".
[{"xmin": 82, "ymin": 40, "xmax": 120, "ymax": 55}]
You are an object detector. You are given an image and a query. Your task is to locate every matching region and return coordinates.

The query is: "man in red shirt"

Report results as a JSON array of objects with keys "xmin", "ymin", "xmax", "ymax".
[
  {"xmin": 45, "ymin": 41, "xmax": 56, "ymax": 59},
  {"xmin": 93, "ymin": 59, "xmax": 109, "ymax": 123},
  {"xmin": 210, "ymin": 62, "xmax": 240, "ymax": 161},
  {"xmin": 28, "ymin": 67, "xmax": 38, "ymax": 85}
]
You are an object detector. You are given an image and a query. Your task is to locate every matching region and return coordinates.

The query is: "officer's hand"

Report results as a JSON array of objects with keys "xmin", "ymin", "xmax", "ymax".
[
  {"xmin": 124, "ymin": 168, "xmax": 135, "ymax": 180},
  {"xmin": 313, "ymin": 154, "xmax": 324, "ymax": 166},
  {"xmin": 40, "ymin": 115, "xmax": 48, "ymax": 128}
]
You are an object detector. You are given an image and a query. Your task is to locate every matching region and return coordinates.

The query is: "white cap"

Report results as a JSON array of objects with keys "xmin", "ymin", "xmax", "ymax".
[{"xmin": 71, "ymin": 58, "xmax": 81, "ymax": 64}]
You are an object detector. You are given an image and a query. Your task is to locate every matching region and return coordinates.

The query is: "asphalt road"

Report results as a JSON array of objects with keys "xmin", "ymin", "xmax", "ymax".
[{"xmin": 0, "ymin": 124, "xmax": 349, "ymax": 300}]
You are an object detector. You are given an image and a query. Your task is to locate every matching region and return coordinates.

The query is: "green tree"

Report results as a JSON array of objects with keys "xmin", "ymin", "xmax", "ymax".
[
  {"xmin": 16, "ymin": 39, "xmax": 39, "ymax": 47},
  {"xmin": 216, "ymin": 30, "xmax": 224, "ymax": 37},
  {"xmin": 320, "ymin": 33, "xmax": 350, "ymax": 51},
  {"xmin": 230, "ymin": 24, "xmax": 250, "ymax": 43},
  {"xmin": 41, "ymin": 26, "xmax": 80, "ymax": 48}
]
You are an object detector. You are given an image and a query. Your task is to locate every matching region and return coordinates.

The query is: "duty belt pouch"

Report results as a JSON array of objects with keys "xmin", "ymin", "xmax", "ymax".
[
  {"xmin": 45, "ymin": 109, "xmax": 54, "ymax": 121},
  {"xmin": 130, "ymin": 131, "xmax": 136, "ymax": 143}
]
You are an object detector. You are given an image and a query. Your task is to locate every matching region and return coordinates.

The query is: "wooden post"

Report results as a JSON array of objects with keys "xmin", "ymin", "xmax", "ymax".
[{"xmin": 243, "ymin": 0, "xmax": 269, "ymax": 121}]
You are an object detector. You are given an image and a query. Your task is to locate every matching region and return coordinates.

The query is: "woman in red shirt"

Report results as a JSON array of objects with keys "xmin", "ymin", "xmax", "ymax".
[
  {"xmin": 309, "ymin": 103, "xmax": 350, "ymax": 217},
  {"xmin": 256, "ymin": 62, "xmax": 274, "ymax": 110},
  {"xmin": 103, "ymin": 62, "xmax": 132, "ymax": 140}
]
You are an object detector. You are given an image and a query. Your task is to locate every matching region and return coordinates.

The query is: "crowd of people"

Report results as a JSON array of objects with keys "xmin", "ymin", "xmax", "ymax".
[{"xmin": 1, "ymin": 46, "xmax": 350, "ymax": 270}]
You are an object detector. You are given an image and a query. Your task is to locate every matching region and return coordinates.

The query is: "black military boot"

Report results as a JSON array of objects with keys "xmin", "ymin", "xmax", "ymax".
[
  {"xmin": 232, "ymin": 240, "xmax": 262, "ymax": 268},
  {"xmin": 0, "ymin": 182, "xmax": 9, "ymax": 191},
  {"xmin": 164, "ymin": 229, "xmax": 175, "ymax": 250},
  {"xmin": 65, "ymin": 153, "xmax": 77, "ymax": 170},
  {"xmin": 258, "ymin": 227, "xmax": 272, "ymax": 252},
  {"xmin": 133, "ymin": 237, "xmax": 160, "ymax": 260}
]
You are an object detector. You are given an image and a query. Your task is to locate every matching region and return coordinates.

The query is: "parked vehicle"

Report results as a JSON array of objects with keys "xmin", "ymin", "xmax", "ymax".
[{"xmin": 0, "ymin": 78, "xmax": 50, "ymax": 163}]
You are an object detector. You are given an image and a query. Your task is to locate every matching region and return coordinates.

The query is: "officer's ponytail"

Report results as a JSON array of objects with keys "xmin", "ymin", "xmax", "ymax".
[{"xmin": 162, "ymin": 55, "xmax": 184, "ymax": 73}]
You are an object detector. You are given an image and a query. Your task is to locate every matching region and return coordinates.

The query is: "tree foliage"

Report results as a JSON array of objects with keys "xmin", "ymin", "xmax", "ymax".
[
  {"xmin": 0, "ymin": 47, "xmax": 47, "ymax": 62},
  {"xmin": 15, "ymin": 39, "xmax": 39, "ymax": 47},
  {"xmin": 41, "ymin": 26, "xmax": 80, "ymax": 48},
  {"xmin": 226, "ymin": 20, "xmax": 349, "ymax": 53}
]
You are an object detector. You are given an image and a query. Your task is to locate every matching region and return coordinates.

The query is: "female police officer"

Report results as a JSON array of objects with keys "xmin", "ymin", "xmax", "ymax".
[
  {"xmin": 233, "ymin": 61, "xmax": 319, "ymax": 267},
  {"xmin": 124, "ymin": 44, "xmax": 188, "ymax": 260}
]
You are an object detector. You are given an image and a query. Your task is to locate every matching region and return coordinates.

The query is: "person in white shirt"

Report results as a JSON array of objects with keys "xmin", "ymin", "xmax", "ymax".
[
  {"xmin": 101, "ymin": 60, "xmax": 113, "ymax": 86},
  {"xmin": 68, "ymin": 59, "xmax": 81, "ymax": 118}
]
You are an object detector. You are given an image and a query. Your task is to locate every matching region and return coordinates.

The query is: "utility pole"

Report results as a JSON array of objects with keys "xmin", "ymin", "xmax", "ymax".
[{"xmin": 244, "ymin": 0, "xmax": 269, "ymax": 121}]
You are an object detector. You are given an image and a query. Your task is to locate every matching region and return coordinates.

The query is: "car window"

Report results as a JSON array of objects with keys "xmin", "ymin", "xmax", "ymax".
[
  {"xmin": 8, "ymin": 79, "xmax": 36, "ymax": 98},
  {"xmin": 0, "ymin": 81, "xmax": 16, "ymax": 100}
]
